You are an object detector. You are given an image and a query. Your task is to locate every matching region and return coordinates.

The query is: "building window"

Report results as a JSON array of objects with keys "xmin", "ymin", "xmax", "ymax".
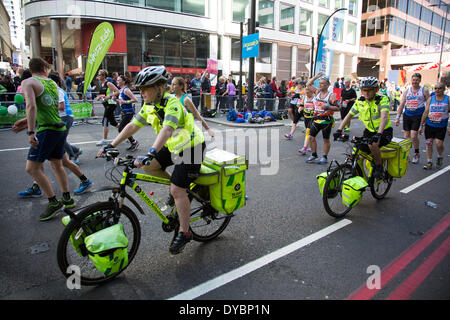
[
  {"xmin": 259, "ymin": 0, "xmax": 274, "ymax": 29},
  {"xmin": 182, "ymin": 0, "xmax": 205, "ymax": 15},
  {"xmin": 349, "ymin": 0, "xmax": 358, "ymax": 16},
  {"xmin": 335, "ymin": 0, "xmax": 344, "ymax": 10},
  {"xmin": 318, "ymin": 0, "xmax": 329, "ymax": 8},
  {"xmin": 405, "ymin": 22, "xmax": 418, "ymax": 43},
  {"xmin": 144, "ymin": 0, "xmax": 205, "ymax": 16},
  {"xmin": 127, "ymin": 25, "xmax": 209, "ymax": 68},
  {"xmin": 318, "ymin": 14, "xmax": 329, "ymax": 35},
  {"xmin": 430, "ymin": 32, "xmax": 441, "ymax": 46},
  {"xmin": 300, "ymin": 9, "xmax": 313, "ymax": 35},
  {"xmin": 232, "ymin": 0, "xmax": 250, "ymax": 22},
  {"xmin": 418, "ymin": 27, "xmax": 430, "ymax": 46},
  {"xmin": 257, "ymin": 42, "xmax": 272, "ymax": 64},
  {"xmin": 231, "ymin": 38, "xmax": 241, "ymax": 61},
  {"xmin": 431, "ymin": 13, "xmax": 443, "ymax": 30},
  {"xmin": 280, "ymin": 3, "xmax": 295, "ymax": 32},
  {"xmin": 361, "ymin": 20, "xmax": 367, "ymax": 38},
  {"xmin": 346, "ymin": 22, "xmax": 357, "ymax": 45}
]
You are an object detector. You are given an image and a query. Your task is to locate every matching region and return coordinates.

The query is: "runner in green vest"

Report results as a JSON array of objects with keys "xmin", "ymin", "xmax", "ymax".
[{"xmin": 21, "ymin": 58, "xmax": 75, "ymax": 221}]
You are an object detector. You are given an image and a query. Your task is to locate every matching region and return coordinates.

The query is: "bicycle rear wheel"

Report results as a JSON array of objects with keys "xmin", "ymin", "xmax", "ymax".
[
  {"xmin": 370, "ymin": 160, "xmax": 393, "ymax": 200},
  {"xmin": 188, "ymin": 185, "xmax": 232, "ymax": 242},
  {"xmin": 57, "ymin": 201, "xmax": 141, "ymax": 286},
  {"xmin": 322, "ymin": 164, "xmax": 356, "ymax": 218}
]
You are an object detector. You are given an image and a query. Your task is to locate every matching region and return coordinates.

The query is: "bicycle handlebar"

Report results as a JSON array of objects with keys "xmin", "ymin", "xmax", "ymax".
[{"xmin": 336, "ymin": 134, "xmax": 372, "ymax": 145}]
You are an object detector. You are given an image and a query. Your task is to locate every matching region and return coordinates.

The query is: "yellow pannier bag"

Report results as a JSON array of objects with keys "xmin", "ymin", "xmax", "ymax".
[
  {"xmin": 317, "ymin": 172, "xmax": 339, "ymax": 197},
  {"xmin": 202, "ymin": 148, "xmax": 248, "ymax": 215},
  {"xmin": 385, "ymin": 137, "xmax": 412, "ymax": 178},
  {"xmin": 342, "ymin": 176, "xmax": 368, "ymax": 208}
]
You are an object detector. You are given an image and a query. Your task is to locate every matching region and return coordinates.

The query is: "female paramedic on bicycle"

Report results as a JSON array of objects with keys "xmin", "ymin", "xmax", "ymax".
[
  {"xmin": 97, "ymin": 66, "xmax": 206, "ymax": 255},
  {"xmin": 333, "ymin": 76, "xmax": 393, "ymax": 180}
]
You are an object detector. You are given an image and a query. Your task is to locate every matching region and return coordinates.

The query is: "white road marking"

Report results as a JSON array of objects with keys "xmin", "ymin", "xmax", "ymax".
[
  {"xmin": 0, "ymin": 141, "xmax": 100, "ymax": 152},
  {"xmin": 168, "ymin": 219, "xmax": 352, "ymax": 300},
  {"xmin": 400, "ymin": 165, "xmax": 450, "ymax": 194}
]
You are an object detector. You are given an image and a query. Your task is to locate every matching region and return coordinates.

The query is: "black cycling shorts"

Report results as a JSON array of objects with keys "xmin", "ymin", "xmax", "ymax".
[
  {"xmin": 304, "ymin": 117, "xmax": 313, "ymax": 129},
  {"xmin": 403, "ymin": 114, "xmax": 421, "ymax": 132},
  {"xmin": 309, "ymin": 119, "xmax": 333, "ymax": 139},
  {"xmin": 359, "ymin": 127, "xmax": 393, "ymax": 154},
  {"xmin": 154, "ymin": 142, "xmax": 206, "ymax": 189},
  {"xmin": 289, "ymin": 104, "xmax": 301, "ymax": 124}
]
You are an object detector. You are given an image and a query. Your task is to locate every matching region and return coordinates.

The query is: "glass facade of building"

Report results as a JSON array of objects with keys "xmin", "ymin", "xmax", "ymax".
[{"xmin": 127, "ymin": 25, "xmax": 209, "ymax": 68}]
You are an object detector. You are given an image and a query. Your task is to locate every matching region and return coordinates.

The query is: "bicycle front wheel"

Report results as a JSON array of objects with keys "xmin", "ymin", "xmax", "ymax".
[
  {"xmin": 370, "ymin": 160, "xmax": 393, "ymax": 200},
  {"xmin": 188, "ymin": 185, "xmax": 232, "ymax": 242},
  {"xmin": 322, "ymin": 164, "xmax": 356, "ymax": 218},
  {"xmin": 57, "ymin": 201, "xmax": 141, "ymax": 286}
]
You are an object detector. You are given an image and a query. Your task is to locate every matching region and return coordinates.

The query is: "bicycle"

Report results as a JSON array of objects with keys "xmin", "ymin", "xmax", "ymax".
[
  {"xmin": 321, "ymin": 134, "xmax": 395, "ymax": 218},
  {"xmin": 57, "ymin": 149, "xmax": 233, "ymax": 286}
]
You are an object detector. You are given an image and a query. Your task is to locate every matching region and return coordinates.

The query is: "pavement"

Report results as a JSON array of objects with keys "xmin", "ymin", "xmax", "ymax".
[{"xmin": 204, "ymin": 109, "xmax": 399, "ymax": 128}]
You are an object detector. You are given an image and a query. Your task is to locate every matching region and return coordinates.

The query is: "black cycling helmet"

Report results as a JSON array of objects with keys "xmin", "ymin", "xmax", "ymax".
[
  {"xmin": 134, "ymin": 65, "xmax": 169, "ymax": 89},
  {"xmin": 360, "ymin": 76, "xmax": 379, "ymax": 88}
]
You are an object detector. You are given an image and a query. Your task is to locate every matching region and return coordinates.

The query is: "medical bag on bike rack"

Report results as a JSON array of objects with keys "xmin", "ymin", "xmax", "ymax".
[
  {"xmin": 385, "ymin": 137, "xmax": 412, "ymax": 178},
  {"xmin": 202, "ymin": 148, "xmax": 248, "ymax": 215},
  {"xmin": 341, "ymin": 176, "xmax": 368, "ymax": 207},
  {"xmin": 84, "ymin": 224, "xmax": 129, "ymax": 276},
  {"xmin": 317, "ymin": 171, "xmax": 339, "ymax": 197}
]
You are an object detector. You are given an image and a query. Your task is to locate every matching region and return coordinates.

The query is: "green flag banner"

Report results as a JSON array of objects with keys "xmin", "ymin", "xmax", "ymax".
[
  {"xmin": 83, "ymin": 22, "xmax": 115, "ymax": 96},
  {"xmin": 71, "ymin": 102, "xmax": 93, "ymax": 119}
]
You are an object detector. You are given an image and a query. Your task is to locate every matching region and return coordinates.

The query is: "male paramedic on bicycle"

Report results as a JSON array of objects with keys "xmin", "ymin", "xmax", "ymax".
[
  {"xmin": 97, "ymin": 66, "xmax": 206, "ymax": 255},
  {"xmin": 333, "ymin": 76, "xmax": 393, "ymax": 180}
]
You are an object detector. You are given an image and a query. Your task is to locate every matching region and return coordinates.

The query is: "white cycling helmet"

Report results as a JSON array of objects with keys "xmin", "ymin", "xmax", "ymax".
[
  {"xmin": 134, "ymin": 65, "xmax": 170, "ymax": 89},
  {"xmin": 360, "ymin": 76, "xmax": 379, "ymax": 88}
]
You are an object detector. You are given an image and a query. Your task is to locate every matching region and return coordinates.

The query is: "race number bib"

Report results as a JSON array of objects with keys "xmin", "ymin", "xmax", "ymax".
[
  {"xmin": 305, "ymin": 102, "xmax": 315, "ymax": 112},
  {"xmin": 406, "ymin": 100, "xmax": 418, "ymax": 111},
  {"xmin": 428, "ymin": 112, "xmax": 443, "ymax": 124}
]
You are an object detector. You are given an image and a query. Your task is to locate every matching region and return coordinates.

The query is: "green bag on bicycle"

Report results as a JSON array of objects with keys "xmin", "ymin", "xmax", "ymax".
[
  {"xmin": 342, "ymin": 176, "xmax": 368, "ymax": 207},
  {"xmin": 61, "ymin": 212, "xmax": 103, "ymax": 257},
  {"xmin": 317, "ymin": 172, "xmax": 339, "ymax": 197},
  {"xmin": 385, "ymin": 137, "xmax": 412, "ymax": 178},
  {"xmin": 84, "ymin": 224, "xmax": 129, "ymax": 276},
  {"xmin": 203, "ymin": 148, "xmax": 247, "ymax": 215}
]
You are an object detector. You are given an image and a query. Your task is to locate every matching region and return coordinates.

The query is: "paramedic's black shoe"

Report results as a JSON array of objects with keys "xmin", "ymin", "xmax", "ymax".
[{"xmin": 169, "ymin": 231, "xmax": 192, "ymax": 255}]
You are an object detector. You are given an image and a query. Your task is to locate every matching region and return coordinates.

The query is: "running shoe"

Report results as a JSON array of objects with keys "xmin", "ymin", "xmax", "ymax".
[
  {"xmin": 411, "ymin": 153, "xmax": 420, "ymax": 164},
  {"xmin": 436, "ymin": 157, "xmax": 443, "ymax": 169},
  {"xmin": 96, "ymin": 139, "xmax": 110, "ymax": 146},
  {"xmin": 423, "ymin": 162, "xmax": 432, "ymax": 170},
  {"xmin": 317, "ymin": 156, "xmax": 328, "ymax": 165},
  {"xmin": 62, "ymin": 196, "xmax": 76, "ymax": 209},
  {"xmin": 284, "ymin": 133, "xmax": 293, "ymax": 140},
  {"xmin": 18, "ymin": 185, "xmax": 42, "ymax": 198},
  {"xmin": 169, "ymin": 231, "xmax": 193, "ymax": 255},
  {"xmin": 306, "ymin": 155, "xmax": 317, "ymax": 163},
  {"xmin": 74, "ymin": 180, "xmax": 93, "ymax": 195},
  {"xmin": 298, "ymin": 147, "xmax": 307, "ymax": 155},
  {"xmin": 39, "ymin": 201, "xmax": 63, "ymax": 221}
]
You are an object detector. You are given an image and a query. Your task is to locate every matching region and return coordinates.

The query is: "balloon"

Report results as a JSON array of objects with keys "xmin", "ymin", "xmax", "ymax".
[
  {"xmin": 14, "ymin": 94, "xmax": 25, "ymax": 104},
  {"xmin": 8, "ymin": 105, "xmax": 18, "ymax": 115},
  {"xmin": 0, "ymin": 106, "xmax": 7, "ymax": 116}
]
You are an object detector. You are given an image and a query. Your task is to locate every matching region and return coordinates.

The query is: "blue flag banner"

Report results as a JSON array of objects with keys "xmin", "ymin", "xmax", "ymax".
[
  {"xmin": 314, "ymin": 13, "xmax": 345, "ymax": 87},
  {"xmin": 242, "ymin": 33, "xmax": 259, "ymax": 59}
]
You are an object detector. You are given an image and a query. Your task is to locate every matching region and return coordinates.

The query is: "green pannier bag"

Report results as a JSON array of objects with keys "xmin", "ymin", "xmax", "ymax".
[
  {"xmin": 385, "ymin": 137, "xmax": 412, "ymax": 178},
  {"xmin": 84, "ymin": 224, "xmax": 129, "ymax": 276},
  {"xmin": 194, "ymin": 164, "xmax": 220, "ymax": 186},
  {"xmin": 342, "ymin": 176, "xmax": 368, "ymax": 208},
  {"xmin": 202, "ymin": 148, "xmax": 247, "ymax": 215},
  {"xmin": 317, "ymin": 171, "xmax": 339, "ymax": 197}
]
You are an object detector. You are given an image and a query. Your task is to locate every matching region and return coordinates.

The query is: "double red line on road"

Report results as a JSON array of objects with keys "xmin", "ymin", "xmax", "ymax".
[{"xmin": 347, "ymin": 214, "xmax": 450, "ymax": 300}]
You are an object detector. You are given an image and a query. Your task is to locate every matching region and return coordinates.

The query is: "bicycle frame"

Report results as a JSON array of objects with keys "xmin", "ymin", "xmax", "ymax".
[{"xmin": 116, "ymin": 163, "xmax": 204, "ymax": 226}]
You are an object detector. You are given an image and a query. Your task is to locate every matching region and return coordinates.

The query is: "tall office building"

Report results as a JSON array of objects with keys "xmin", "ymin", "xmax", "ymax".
[
  {"xmin": 358, "ymin": 0, "xmax": 450, "ymax": 82},
  {"xmin": 24, "ymin": 0, "xmax": 361, "ymax": 83}
]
